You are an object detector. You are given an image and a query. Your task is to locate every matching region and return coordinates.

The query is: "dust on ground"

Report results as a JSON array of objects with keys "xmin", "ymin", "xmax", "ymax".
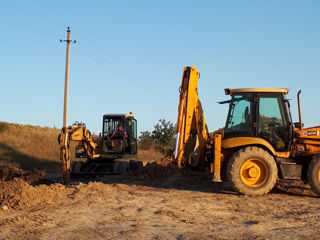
[{"xmin": 0, "ymin": 159, "xmax": 319, "ymax": 240}]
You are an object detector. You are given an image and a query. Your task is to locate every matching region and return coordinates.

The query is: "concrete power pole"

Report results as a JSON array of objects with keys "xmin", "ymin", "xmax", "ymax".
[
  {"xmin": 61, "ymin": 27, "xmax": 76, "ymax": 128},
  {"xmin": 59, "ymin": 27, "xmax": 76, "ymax": 185}
]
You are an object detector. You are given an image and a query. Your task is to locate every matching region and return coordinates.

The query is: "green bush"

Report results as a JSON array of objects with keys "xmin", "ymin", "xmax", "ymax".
[
  {"xmin": 152, "ymin": 119, "xmax": 176, "ymax": 155},
  {"xmin": 139, "ymin": 131, "xmax": 154, "ymax": 150},
  {"xmin": 139, "ymin": 119, "xmax": 176, "ymax": 155}
]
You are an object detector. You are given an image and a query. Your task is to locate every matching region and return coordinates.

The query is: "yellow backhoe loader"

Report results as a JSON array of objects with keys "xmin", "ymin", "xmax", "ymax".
[
  {"xmin": 174, "ymin": 66, "xmax": 320, "ymax": 196},
  {"xmin": 59, "ymin": 113, "xmax": 141, "ymax": 184}
]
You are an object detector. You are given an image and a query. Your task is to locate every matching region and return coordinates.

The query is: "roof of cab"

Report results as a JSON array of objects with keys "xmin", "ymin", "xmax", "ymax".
[
  {"xmin": 103, "ymin": 112, "xmax": 135, "ymax": 119},
  {"xmin": 225, "ymin": 88, "xmax": 289, "ymax": 95}
]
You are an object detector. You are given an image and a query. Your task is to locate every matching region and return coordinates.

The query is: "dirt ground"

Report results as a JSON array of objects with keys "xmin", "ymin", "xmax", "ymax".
[{"xmin": 0, "ymin": 160, "xmax": 319, "ymax": 240}]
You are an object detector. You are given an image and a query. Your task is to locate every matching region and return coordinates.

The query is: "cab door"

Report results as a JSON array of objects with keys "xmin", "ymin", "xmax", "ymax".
[
  {"xmin": 125, "ymin": 118, "xmax": 137, "ymax": 155},
  {"xmin": 257, "ymin": 93, "xmax": 290, "ymax": 151},
  {"xmin": 224, "ymin": 93, "xmax": 255, "ymax": 138},
  {"xmin": 103, "ymin": 117, "xmax": 125, "ymax": 154}
]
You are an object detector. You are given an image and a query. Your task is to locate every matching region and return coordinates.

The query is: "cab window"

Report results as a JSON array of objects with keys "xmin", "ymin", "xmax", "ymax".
[
  {"xmin": 258, "ymin": 95, "xmax": 288, "ymax": 151},
  {"xmin": 103, "ymin": 118, "xmax": 123, "ymax": 136},
  {"xmin": 225, "ymin": 93, "xmax": 252, "ymax": 137}
]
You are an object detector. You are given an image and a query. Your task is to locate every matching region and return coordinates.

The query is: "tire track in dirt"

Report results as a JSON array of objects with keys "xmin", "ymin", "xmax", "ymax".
[{"xmin": 0, "ymin": 164, "xmax": 320, "ymax": 239}]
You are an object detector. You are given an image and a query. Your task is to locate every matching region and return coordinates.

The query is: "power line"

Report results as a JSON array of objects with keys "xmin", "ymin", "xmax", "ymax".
[
  {"xmin": 0, "ymin": 1, "xmax": 177, "ymax": 101},
  {"xmin": 76, "ymin": 45, "xmax": 174, "ymax": 102},
  {"xmin": 75, "ymin": 39, "xmax": 175, "ymax": 101},
  {"xmin": 73, "ymin": 30, "xmax": 175, "ymax": 100},
  {"xmin": 0, "ymin": 0, "xmax": 66, "ymax": 27},
  {"xmin": 0, "ymin": 13, "xmax": 58, "ymax": 39}
]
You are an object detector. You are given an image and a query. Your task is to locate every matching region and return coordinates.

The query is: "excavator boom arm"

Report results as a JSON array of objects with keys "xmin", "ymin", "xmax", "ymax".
[
  {"xmin": 59, "ymin": 123, "xmax": 98, "ymax": 184},
  {"xmin": 174, "ymin": 66, "xmax": 208, "ymax": 169}
]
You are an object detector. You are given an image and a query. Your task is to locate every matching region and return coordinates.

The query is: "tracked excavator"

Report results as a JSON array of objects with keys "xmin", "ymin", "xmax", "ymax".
[
  {"xmin": 59, "ymin": 112, "xmax": 141, "ymax": 184},
  {"xmin": 174, "ymin": 66, "xmax": 320, "ymax": 196}
]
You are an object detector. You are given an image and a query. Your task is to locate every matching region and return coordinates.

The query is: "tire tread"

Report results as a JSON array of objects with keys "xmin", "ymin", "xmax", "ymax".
[{"xmin": 227, "ymin": 146, "xmax": 277, "ymax": 196}]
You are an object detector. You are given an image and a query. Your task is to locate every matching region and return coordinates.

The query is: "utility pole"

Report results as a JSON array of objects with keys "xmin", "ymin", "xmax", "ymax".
[
  {"xmin": 59, "ymin": 27, "xmax": 76, "ymax": 185},
  {"xmin": 60, "ymin": 27, "xmax": 76, "ymax": 128}
]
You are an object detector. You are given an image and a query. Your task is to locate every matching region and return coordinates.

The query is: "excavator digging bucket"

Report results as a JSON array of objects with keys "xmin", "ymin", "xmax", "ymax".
[{"xmin": 185, "ymin": 135, "xmax": 200, "ymax": 167}]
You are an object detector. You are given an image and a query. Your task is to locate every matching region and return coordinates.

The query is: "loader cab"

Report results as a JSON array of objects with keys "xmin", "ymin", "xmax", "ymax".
[
  {"xmin": 224, "ymin": 88, "xmax": 293, "ymax": 152},
  {"xmin": 102, "ymin": 113, "xmax": 137, "ymax": 156}
]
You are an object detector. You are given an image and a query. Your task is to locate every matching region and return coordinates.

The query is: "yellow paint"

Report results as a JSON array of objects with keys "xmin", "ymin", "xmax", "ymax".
[
  {"xmin": 175, "ymin": 66, "xmax": 208, "ymax": 168},
  {"xmin": 240, "ymin": 158, "xmax": 268, "ymax": 187},
  {"xmin": 294, "ymin": 126, "xmax": 320, "ymax": 155},
  {"xmin": 298, "ymin": 139, "xmax": 320, "ymax": 146},
  {"xmin": 276, "ymin": 152, "xmax": 291, "ymax": 158},
  {"xmin": 213, "ymin": 133, "xmax": 222, "ymax": 182},
  {"xmin": 294, "ymin": 126, "xmax": 320, "ymax": 140},
  {"xmin": 224, "ymin": 88, "xmax": 289, "ymax": 95},
  {"xmin": 222, "ymin": 137, "xmax": 276, "ymax": 155},
  {"xmin": 222, "ymin": 137, "xmax": 290, "ymax": 158}
]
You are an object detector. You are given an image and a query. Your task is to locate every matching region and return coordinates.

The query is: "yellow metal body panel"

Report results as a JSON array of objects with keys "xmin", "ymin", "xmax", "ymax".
[
  {"xmin": 59, "ymin": 123, "xmax": 97, "ymax": 161},
  {"xmin": 213, "ymin": 133, "xmax": 222, "ymax": 182},
  {"xmin": 222, "ymin": 137, "xmax": 290, "ymax": 158},
  {"xmin": 295, "ymin": 127, "xmax": 320, "ymax": 140},
  {"xmin": 225, "ymin": 88, "xmax": 289, "ymax": 95},
  {"xmin": 175, "ymin": 66, "xmax": 208, "ymax": 169},
  {"xmin": 293, "ymin": 126, "xmax": 320, "ymax": 155}
]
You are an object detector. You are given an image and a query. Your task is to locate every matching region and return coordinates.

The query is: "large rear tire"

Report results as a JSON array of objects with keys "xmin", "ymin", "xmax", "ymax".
[
  {"xmin": 227, "ymin": 146, "xmax": 278, "ymax": 196},
  {"xmin": 307, "ymin": 155, "xmax": 320, "ymax": 196}
]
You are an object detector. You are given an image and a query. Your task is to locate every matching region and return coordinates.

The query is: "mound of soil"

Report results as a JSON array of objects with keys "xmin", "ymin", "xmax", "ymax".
[
  {"xmin": 139, "ymin": 157, "xmax": 219, "ymax": 191},
  {"xmin": 0, "ymin": 165, "xmax": 48, "ymax": 185},
  {"xmin": 0, "ymin": 179, "xmax": 67, "ymax": 210},
  {"xmin": 143, "ymin": 157, "xmax": 182, "ymax": 179},
  {"xmin": 0, "ymin": 165, "xmax": 58, "ymax": 210}
]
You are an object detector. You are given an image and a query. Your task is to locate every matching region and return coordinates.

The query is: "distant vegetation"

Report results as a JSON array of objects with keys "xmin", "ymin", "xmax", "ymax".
[{"xmin": 139, "ymin": 119, "xmax": 176, "ymax": 155}]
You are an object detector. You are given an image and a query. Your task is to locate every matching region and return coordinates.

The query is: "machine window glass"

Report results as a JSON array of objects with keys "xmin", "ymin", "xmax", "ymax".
[
  {"xmin": 225, "ymin": 94, "xmax": 252, "ymax": 135},
  {"xmin": 125, "ymin": 118, "xmax": 136, "ymax": 138},
  {"xmin": 132, "ymin": 119, "xmax": 137, "ymax": 139},
  {"xmin": 103, "ymin": 118, "xmax": 125, "ymax": 153},
  {"xmin": 258, "ymin": 96, "xmax": 288, "ymax": 151},
  {"xmin": 103, "ymin": 118, "xmax": 123, "ymax": 135},
  {"xmin": 103, "ymin": 119, "xmax": 112, "ymax": 135}
]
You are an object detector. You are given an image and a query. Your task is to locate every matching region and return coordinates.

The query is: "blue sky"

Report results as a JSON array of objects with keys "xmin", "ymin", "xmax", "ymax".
[{"xmin": 0, "ymin": 0, "xmax": 319, "ymax": 134}]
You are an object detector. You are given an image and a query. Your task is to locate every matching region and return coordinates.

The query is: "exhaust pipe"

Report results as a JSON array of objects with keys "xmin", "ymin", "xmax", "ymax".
[{"xmin": 297, "ymin": 90, "xmax": 302, "ymax": 130}]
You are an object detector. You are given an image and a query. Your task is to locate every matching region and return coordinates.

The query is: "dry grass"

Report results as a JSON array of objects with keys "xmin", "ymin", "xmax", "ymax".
[
  {"xmin": 0, "ymin": 122, "xmax": 165, "ymax": 173},
  {"xmin": 0, "ymin": 122, "xmax": 61, "ymax": 173}
]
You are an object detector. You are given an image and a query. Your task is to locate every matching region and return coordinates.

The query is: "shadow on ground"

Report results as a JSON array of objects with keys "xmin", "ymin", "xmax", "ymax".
[
  {"xmin": 0, "ymin": 143, "xmax": 60, "ymax": 173},
  {"xmin": 0, "ymin": 145, "xmax": 317, "ymax": 198},
  {"xmin": 67, "ymin": 164, "xmax": 319, "ymax": 198}
]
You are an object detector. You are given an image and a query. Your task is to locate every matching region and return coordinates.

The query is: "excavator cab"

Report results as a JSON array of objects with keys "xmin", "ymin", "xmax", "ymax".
[
  {"xmin": 224, "ymin": 89, "xmax": 292, "ymax": 152},
  {"xmin": 102, "ymin": 113, "xmax": 137, "ymax": 156}
]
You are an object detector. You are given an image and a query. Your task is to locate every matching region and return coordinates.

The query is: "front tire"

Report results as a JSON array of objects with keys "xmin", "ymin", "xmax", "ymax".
[
  {"xmin": 227, "ymin": 146, "xmax": 278, "ymax": 196},
  {"xmin": 308, "ymin": 155, "xmax": 320, "ymax": 196}
]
